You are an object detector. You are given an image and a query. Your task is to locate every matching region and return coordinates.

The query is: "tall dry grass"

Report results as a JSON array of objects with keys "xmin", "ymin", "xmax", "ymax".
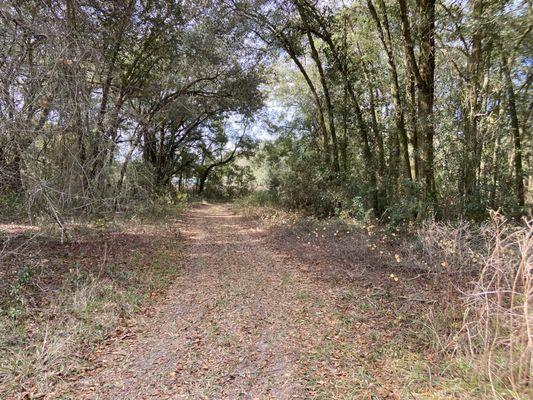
[
  {"xmin": 461, "ymin": 213, "xmax": 531, "ymax": 394},
  {"xmin": 419, "ymin": 211, "xmax": 532, "ymax": 395}
]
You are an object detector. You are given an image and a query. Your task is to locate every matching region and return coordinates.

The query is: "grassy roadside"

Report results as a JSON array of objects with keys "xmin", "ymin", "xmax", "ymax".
[
  {"xmin": 234, "ymin": 200, "xmax": 532, "ymax": 399},
  {"xmin": 0, "ymin": 213, "xmax": 185, "ymax": 399}
]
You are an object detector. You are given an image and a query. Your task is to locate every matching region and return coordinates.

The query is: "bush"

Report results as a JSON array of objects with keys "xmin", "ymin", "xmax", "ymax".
[
  {"xmin": 204, "ymin": 163, "xmax": 255, "ymax": 199},
  {"xmin": 0, "ymin": 191, "xmax": 26, "ymax": 221},
  {"xmin": 238, "ymin": 190, "xmax": 276, "ymax": 207}
]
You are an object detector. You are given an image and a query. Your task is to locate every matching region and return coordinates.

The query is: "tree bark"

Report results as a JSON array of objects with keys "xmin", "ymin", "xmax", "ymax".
[
  {"xmin": 502, "ymin": 54, "xmax": 525, "ymax": 208},
  {"xmin": 406, "ymin": 65, "xmax": 420, "ymax": 180},
  {"xmin": 359, "ymin": 53, "xmax": 387, "ymax": 203},
  {"xmin": 306, "ymin": 30, "xmax": 340, "ymax": 173},
  {"xmin": 462, "ymin": 0, "xmax": 484, "ymax": 208},
  {"xmin": 368, "ymin": 0, "xmax": 412, "ymax": 182},
  {"xmin": 115, "ymin": 125, "xmax": 144, "ymax": 209},
  {"xmin": 284, "ymin": 1, "xmax": 384, "ymax": 212},
  {"xmin": 281, "ymin": 37, "xmax": 332, "ymax": 168},
  {"xmin": 297, "ymin": 3, "xmax": 340, "ymax": 173},
  {"xmin": 398, "ymin": 0, "xmax": 437, "ymax": 208},
  {"xmin": 197, "ymin": 149, "xmax": 239, "ymax": 195}
]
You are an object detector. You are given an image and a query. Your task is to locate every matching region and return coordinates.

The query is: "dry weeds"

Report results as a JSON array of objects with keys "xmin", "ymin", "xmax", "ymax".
[{"xmin": 0, "ymin": 217, "xmax": 183, "ymax": 399}]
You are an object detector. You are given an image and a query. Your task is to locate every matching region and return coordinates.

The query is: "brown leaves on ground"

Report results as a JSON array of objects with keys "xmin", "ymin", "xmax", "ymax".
[
  {"xmin": 0, "ymin": 218, "xmax": 183, "ymax": 399},
  {"xmin": 52, "ymin": 203, "xmax": 450, "ymax": 400}
]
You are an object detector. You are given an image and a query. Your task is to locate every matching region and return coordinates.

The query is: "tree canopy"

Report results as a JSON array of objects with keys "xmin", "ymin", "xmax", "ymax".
[{"xmin": 0, "ymin": 0, "xmax": 530, "ymax": 220}]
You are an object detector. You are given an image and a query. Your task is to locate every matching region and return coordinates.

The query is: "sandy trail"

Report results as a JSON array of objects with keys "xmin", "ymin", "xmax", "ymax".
[
  {"xmin": 66, "ymin": 203, "xmax": 428, "ymax": 399},
  {"xmin": 68, "ymin": 204, "xmax": 311, "ymax": 399}
]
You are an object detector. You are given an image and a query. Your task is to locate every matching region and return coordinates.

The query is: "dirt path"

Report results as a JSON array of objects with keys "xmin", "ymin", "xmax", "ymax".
[{"xmin": 66, "ymin": 203, "xmax": 435, "ymax": 399}]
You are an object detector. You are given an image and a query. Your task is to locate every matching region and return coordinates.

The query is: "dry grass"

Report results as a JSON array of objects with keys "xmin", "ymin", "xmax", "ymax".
[
  {"xmin": 459, "ymin": 213, "xmax": 531, "ymax": 395},
  {"xmin": 3, "ymin": 199, "xmax": 529, "ymax": 399},
  {"xmin": 0, "ymin": 217, "xmax": 183, "ymax": 399}
]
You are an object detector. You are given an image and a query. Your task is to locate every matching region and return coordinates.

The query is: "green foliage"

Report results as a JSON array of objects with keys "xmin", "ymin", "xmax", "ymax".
[
  {"xmin": 381, "ymin": 180, "xmax": 423, "ymax": 225},
  {"xmin": 242, "ymin": 0, "xmax": 530, "ymax": 222},
  {"xmin": 0, "ymin": 191, "xmax": 26, "ymax": 221},
  {"xmin": 239, "ymin": 189, "xmax": 276, "ymax": 207},
  {"xmin": 204, "ymin": 163, "xmax": 256, "ymax": 199},
  {"xmin": 0, "ymin": 0, "xmax": 265, "ymax": 222},
  {"xmin": 255, "ymin": 137, "xmax": 375, "ymax": 218}
]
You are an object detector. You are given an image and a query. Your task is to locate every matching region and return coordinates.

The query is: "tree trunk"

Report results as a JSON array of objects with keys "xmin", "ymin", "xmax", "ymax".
[
  {"xmin": 198, "ymin": 169, "xmax": 210, "ymax": 194},
  {"xmin": 502, "ymin": 54, "xmax": 525, "ymax": 208},
  {"xmin": 283, "ymin": 2, "xmax": 382, "ymax": 212},
  {"xmin": 115, "ymin": 126, "xmax": 144, "ymax": 209},
  {"xmin": 398, "ymin": 0, "xmax": 437, "ymax": 208},
  {"xmin": 341, "ymin": 84, "xmax": 349, "ymax": 174},
  {"xmin": 359, "ymin": 54, "xmax": 388, "ymax": 204},
  {"xmin": 313, "ymin": 28, "xmax": 381, "ymax": 213},
  {"xmin": 1, "ymin": 150, "xmax": 23, "ymax": 192},
  {"xmin": 368, "ymin": 0, "xmax": 412, "ymax": 182},
  {"xmin": 275, "ymin": 31, "xmax": 331, "ymax": 168},
  {"xmin": 307, "ymin": 31, "xmax": 340, "ymax": 173},
  {"xmin": 462, "ymin": 0, "xmax": 484, "ymax": 209},
  {"xmin": 406, "ymin": 66, "xmax": 420, "ymax": 181},
  {"xmin": 297, "ymin": 3, "xmax": 339, "ymax": 173},
  {"xmin": 490, "ymin": 134, "xmax": 501, "ymax": 210}
]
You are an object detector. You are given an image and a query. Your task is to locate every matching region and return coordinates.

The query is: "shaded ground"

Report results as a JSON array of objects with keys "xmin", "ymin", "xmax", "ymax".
[{"xmin": 61, "ymin": 203, "xmax": 447, "ymax": 399}]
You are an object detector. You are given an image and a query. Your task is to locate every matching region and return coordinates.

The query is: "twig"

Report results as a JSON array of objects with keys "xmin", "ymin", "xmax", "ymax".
[{"xmin": 398, "ymin": 296, "xmax": 436, "ymax": 304}]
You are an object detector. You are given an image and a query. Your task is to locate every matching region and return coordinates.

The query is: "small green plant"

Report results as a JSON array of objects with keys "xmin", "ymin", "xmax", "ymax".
[{"xmin": 16, "ymin": 265, "xmax": 32, "ymax": 286}]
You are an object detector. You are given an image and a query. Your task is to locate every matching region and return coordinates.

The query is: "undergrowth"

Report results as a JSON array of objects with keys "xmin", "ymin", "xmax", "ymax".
[
  {"xmin": 0, "ymin": 217, "xmax": 184, "ymax": 399},
  {"xmin": 236, "ymin": 195, "xmax": 532, "ymax": 399}
]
